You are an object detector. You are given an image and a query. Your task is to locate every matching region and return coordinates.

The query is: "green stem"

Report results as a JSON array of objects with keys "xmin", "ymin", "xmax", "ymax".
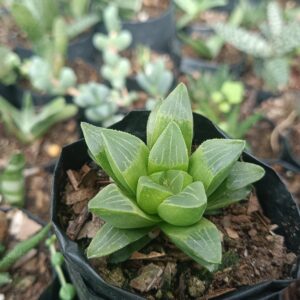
[
  {"xmin": 0, "ymin": 223, "xmax": 51, "ymax": 271},
  {"xmin": 49, "ymin": 243, "xmax": 66, "ymax": 286}
]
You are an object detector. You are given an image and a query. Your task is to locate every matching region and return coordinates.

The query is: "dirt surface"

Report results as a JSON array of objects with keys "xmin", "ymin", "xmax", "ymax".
[
  {"xmin": 68, "ymin": 59, "xmax": 101, "ymax": 84},
  {"xmin": 0, "ymin": 209, "xmax": 51, "ymax": 300},
  {"xmin": 136, "ymin": 0, "xmax": 170, "ymax": 21},
  {"xmin": 58, "ymin": 163, "xmax": 297, "ymax": 300}
]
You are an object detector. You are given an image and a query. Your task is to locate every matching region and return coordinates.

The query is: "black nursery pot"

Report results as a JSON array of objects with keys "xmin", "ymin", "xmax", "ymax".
[
  {"xmin": 96, "ymin": 2, "xmax": 175, "ymax": 53},
  {"xmin": 51, "ymin": 112, "xmax": 300, "ymax": 300},
  {"xmin": 0, "ymin": 83, "xmax": 18, "ymax": 107}
]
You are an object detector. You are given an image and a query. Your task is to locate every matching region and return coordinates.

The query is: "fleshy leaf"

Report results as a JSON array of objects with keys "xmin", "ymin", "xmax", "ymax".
[
  {"xmin": 189, "ymin": 139, "xmax": 245, "ymax": 196},
  {"xmin": 158, "ymin": 182, "xmax": 207, "ymax": 226},
  {"xmin": 206, "ymin": 185, "xmax": 252, "ymax": 211},
  {"xmin": 137, "ymin": 176, "xmax": 173, "ymax": 214},
  {"xmin": 87, "ymin": 223, "xmax": 150, "ymax": 258},
  {"xmin": 150, "ymin": 170, "xmax": 193, "ymax": 194},
  {"xmin": 226, "ymin": 162, "xmax": 265, "ymax": 190},
  {"xmin": 160, "ymin": 218, "xmax": 221, "ymax": 272},
  {"xmin": 146, "ymin": 83, "xmax": 193, "ymax": 153},
  {"xmin": 81, "ymin": 123, "xmax": 149, "ymax": 195},
  {"xmin": 88, "ymin": 184, "xmax": 161, "ymax": 229},
  {"xmin": 148, "ymin": 122, "xmax": 189, "ymax": 173}
]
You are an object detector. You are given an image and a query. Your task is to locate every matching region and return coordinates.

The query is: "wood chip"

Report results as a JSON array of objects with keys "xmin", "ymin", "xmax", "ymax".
[
  {"xmin": 66, "ymin": 169, "xmax": 80, "ymax": 191},
  {"xmin": 225, "ymin": 228, "xmax": 239, "ymax": 239},
  {"xmin": 130, "ymin": 251, "xmax": 166, "ymax": 260},
  {"xmin": 247, "ymin": 194, "xmax": 261, "ymax": 214},
  {"xmin": 77, "ymin": 218, "xmax": 103, "ymax": 240},
  {"xmin": 66, "ymin": 206, "xmax": 90, "ymax": 240},
  {"xmin": 65, "ymin": 188, "xmax": 95, "ymax": 205},
  {"xmin": 0, "ymin": 211, "xmax": 8, "ymax": 242}
]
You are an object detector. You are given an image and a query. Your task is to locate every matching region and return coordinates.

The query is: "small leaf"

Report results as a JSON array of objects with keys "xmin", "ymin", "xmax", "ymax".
[
  {"xmin": 147, "ymin": 83, "xmax": 193, "ymax": 153},
  {"xmin": 150, "ymin": 170, "xmax": 193, "ymax": 194},
  {"xmin": 207, "ymin": 185, "xmax": 252, "ymax": 211},
  {"xmin": 137, "ymin": 176, "xmax": 173, "ymax": 214},
  {"xmin": 189, "ymin": 139, "xmax": 245, "ymax": 196},
  {"xmin": 158, "ymin": 182, "xmax": 207, "ymax": 226},
  {"xmin": 161, "ymin": 218, "xmax": 221, "ymax": 272},
  {"xmin": 81, "ymin": 123, "xmax": 149, "ymax": 195},
  {"xmin": 87, "ymin": 223, "xmax": 150, "ymax": 259},
  {"xmin": 225, "ymin": 162, "xmax": 265, "ymax": 190},
  {"xmin": 148, "ymin": 122, "xmax": 189, "ymax": 173},
  {"xmin": 88, "ymin": 184, "xmax": 161, "ymax": 229}
]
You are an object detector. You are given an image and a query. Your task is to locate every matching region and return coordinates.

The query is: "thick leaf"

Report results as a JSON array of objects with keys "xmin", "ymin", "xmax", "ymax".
[
  {"xmin": 150, "ymin": 170, "xmax": 193, "ymax": 194},
  {"xmin": 189, "ymin": 139, "xmax": 245, "ymax": 196},
  {"xmin": 137, "ymin": 176, "xmax": 173, "ymax": 214},
  {"xmin": 267, "ymin": 2, "xmax": 283, "ymax": 37},
  {"xmin": 161, "ymin": 218, "xmax": 221, "ymax": 272},
  {"xmin": 148, "ymin": 122, "xmax": 189, "ymax": 173},
  {"xmin": 158, "ymin": 182, "xmax": 207, "ymax": 226},
  {"xmin": 146, "ymin": 83, "xmax": 193, "ymax": 153},
  {"xmin": 226, "ymin": 162, "xmax": 265, "ymax": 190},
  {"xmin": 88, "ymin": 184, "xmax": 161, "ymax": 228},
  {"xmin": 81, "ymin": 123, "xmax": 149, "ymax": 195},
  {"xmin": 206, "ymin": 185, "xmax": 252, "ymax": 211},
  {"xmin": 87, "ymin": 223, "xmax": 150, "ymax": 258}
]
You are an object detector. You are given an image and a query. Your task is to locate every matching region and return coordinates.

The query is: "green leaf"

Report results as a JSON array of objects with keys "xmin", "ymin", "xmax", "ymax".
[
  {"xmin": 0, "ymin": 273, "xmax": 12, "ymax": 287},
  {"xmin": 225, "ymin": 162, "xmax": 265, "ymax": 190},
  {"xmin": 146, "ymin": 83, "xmax": 193, "ymax": 153},
  {"xmin": 148, "ymin": 122, "xmax": 189, "ymax": 173},
  {"xmin": 137, "ymin": 176, "xmax": 173, "ymax": 214},
  {"xmin": 81, "ymin": 123, "xmax": 149, "ymax": 195},
  {"xmin": 161, "ymin": 218, "xmax": 221, "ymax": 272},
  {"xmin": 158, "ymin": 182, "xmax": 207, "ymax": 226},
  {"xmin": 150, "ymin": 170, "xmax": 193, "ymax": 194},
  {"xmin": 189, "ymin": 139, "xmax": 245, "ymax": 196},
  {"xmin": 88, "ymin": 184, "xmax": 161, "ymax": 229},
  {"xmin": 267, "ymin": 2, "xmax": 283, "ymax": 37},
  {"xmin": 87, "ymin": 223, "xmax": 150, "ymax": 259},
  {"xmin": 207, "ymin": 185, "xmax": 252, "ymax": 211}
]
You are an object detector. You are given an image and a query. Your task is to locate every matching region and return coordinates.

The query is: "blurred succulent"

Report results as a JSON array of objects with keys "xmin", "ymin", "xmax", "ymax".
[
  {"xmin": 0, "ymin": 153, "xmax": 25, "ymax": 207},
  {"xmin": 137, "ymin": 58, "xmax": 173, "ymax": 98},
  {"xmin": 0, "ymin": 47, "xmax": 21, "ymax": 85},
  {"xmin": 0, "ymin": 93, "xmax": 78, "ymax": 144},
  {"xmin": 188, "ymin": 67, "xmax": 261, "ymax": 138},
  {"xmin": 174, "ymin": 0, "xmax": 227, "ymax": 29},
  {"xmin": 81, "ymin": 83, "xmax": 265, "ymax": 271},
  {"xmin": 213, "ymin": 1, "xmax": 300, "ymax": 90},
  {"xmin": 74, "ymin": 82, "xmax": 121, "ymax": 126}
]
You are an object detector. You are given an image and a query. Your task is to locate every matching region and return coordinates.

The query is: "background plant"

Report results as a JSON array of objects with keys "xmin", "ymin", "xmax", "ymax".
[
  {"xmin": 81, "ymin": 83, "xmax": 265, "ymax": 272},
  {"xmin": 0, "ymin": 93, "xmax": 78, "ymax": 143},
  {"xmin": 0, "ymin": 153, "xmax": 25, "ymax": 207},
  {"xmin": 188, "ymin": 67, "xmax": 261, "ymax": 138},
  {"xmin": 213, "ymin": 1, "xmax": 300, "ymax": 90}
]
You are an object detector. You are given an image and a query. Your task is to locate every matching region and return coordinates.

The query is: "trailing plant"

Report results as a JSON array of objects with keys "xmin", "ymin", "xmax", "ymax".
[
  {"xmin": 188, "ymin": 67, "xmax": 262, "ymax": 138},
  {"xmin": 73, "ymin": 82, "xmax": 123, "ymax": 126},
  {"xmin": 81, "ymin": 83, "xmax": 265, "ymax": 272},
  {"xmin": 0, "ymin": 46, "xmax": 21, "ymax": 86},
  {"xmin": 46, "ymin": 235, "xmax": 76, "ymax": 300},
  {"xmin": 0, "ymin": 153, "xmax": 25, "ymax": 207},
  {"xmin": 213, "ymin": 1, "xmax": 300, "ymax": 90},
  {"xmin": 0, "ymin": 93, "xmax": 77, "ymax": 143},
  {"xmin": 174, "ymin": 0, "xmax": 227, "ymax": 29},
  {"xmin": 93, "ymin": 4, "xmax": 137, "ymax": 106}
]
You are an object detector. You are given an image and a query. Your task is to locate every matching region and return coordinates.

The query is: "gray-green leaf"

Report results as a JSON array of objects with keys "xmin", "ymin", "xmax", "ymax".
[
  {"xmin": 158, "ymin": 181, "xmax": 207, "ymax": 226},
  {"xmin": 87, "ymin": 223, "xmax": 150, "ymax": 258},
  {"xmin": 88, "ymin": 184, "xmax": 161, "ymax": 228},
  {"xmin": 161, "ymin": 218, "xmax": 221, "ymax": 272},
  {"xmin": 189, "ymin": 139, "xmax": 245, "ymax": 196}
]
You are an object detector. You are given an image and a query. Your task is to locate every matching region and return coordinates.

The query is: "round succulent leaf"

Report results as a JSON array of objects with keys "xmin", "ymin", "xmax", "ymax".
[
  {"xmin": 189, "ymin": 139, "xmax": 245, "ymax": 196},
  {"xmin": 146, "ymin": 83, "xmax": 193, "ymax": 153},
  {"xmin": 93, "ymin": 34, "xmax": 108, "ymax": 50},
  {"xmin": 158, "ymin": 181, "xmax": 207, "ymax": 226},
  {"xmin": 88, "ymin": 184, "xmax": 161, "ymax": 229},
  {"xmin": 81, "ymin": 123, "xmax": 149, "ymax": 195},
  {"xmin": 148, "ymin": 122, "xmax": 189, "ymax": 174},
  {"xmin": 150, "ymin": 170, "xmax": 193, "ymax": 194},
  {"xmin": 160, "ymin": 218, "xmax": 222, "ymax": 271},
  {"xmin": 87, "ymin": 223, "xmax": 150, "ymax": 259},
  {"xmin": 137, "ymin": 176, "xmax": 173, "ymax": 214},
  {"xmin": 115, "ymin": 31, "xmax": 132, "ymax": 51}
]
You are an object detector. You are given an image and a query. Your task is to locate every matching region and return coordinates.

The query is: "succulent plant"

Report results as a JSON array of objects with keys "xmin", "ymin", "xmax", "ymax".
[
  {"xmin": 81, "ymin": 83, "xmax": 265, "ymax": 271},
  {"xmin": 0, "ymin": 153, "xmax": 25, "ymax": 207},
  {"xmin": 213, "ymin": 1, "xmax": 300, "ymax": 90},
  {"xmin": 0, "ymin": 93, "xmax": 78, "ymax": 144},
  {"xmin": 0, "ymin": 46, "xmax": 21, "ymax": 85}
]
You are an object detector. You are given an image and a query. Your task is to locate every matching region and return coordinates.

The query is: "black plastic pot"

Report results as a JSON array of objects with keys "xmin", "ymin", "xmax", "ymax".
[
  {"xmin": 96, "ymin": 2, "xmax": 175, "ymax": 53},
  {"xmin": 52, "ymin": 111, "xmax": 300, "ymax": 300},
  {"xmin": 0, "ymin": 83, "xmax": 18, "ymax": 106}
]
